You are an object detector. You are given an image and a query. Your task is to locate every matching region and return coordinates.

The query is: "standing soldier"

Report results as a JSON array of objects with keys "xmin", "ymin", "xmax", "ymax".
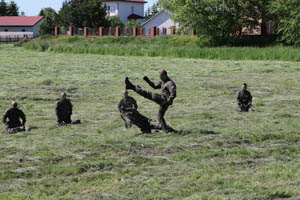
[
  {"xmin": 2, "ymin": 101, "xmax": 26, "ymax": 133},
  {"xmin": 56, "ymin": 93, "xmax": 80, "ymax": 125},
  {"xmin": 118, "ymin": 90, "xmax": 138, "ymax": 128},
  {"xmin": 125, "ymin": 69, "xmax": 177, "ymax": 133},
  {"xmin": 237, "ymin": 83, "xmax": 253, "ymax": 112}
]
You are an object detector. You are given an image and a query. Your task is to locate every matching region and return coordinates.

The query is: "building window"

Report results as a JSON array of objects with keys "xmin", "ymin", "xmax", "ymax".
[
  {"xmin": 110, "ymin": 5, "xmax": 115, "ymax": 13},
  {"xmin": 22, "ymin": 29, "xmax": 26, "ymax": 32},
  {"xmin": 4, "ymin": 29, "xmax": 8, "ymax": 32},
  {"xmin": 131, "ymin": 6, "xmax": 134, "ymax": 14}
]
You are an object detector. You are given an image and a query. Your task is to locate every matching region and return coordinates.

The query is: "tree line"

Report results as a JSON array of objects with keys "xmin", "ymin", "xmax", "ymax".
[
  {"xmin": 0, "ymin": 0, "xmax": 21, "ymax": 16},
  {"xmin": 161, "ymin": 0, "xmax": 300, "ymax": 46}
]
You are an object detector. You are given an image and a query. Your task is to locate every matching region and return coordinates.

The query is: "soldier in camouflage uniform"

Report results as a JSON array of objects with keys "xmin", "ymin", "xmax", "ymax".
[
  {"xmin": 118, "ymin": 90, "xmax": 153, "ymax": 133},
  {"xmin": 118, "ymin": 90, "xmax": 138, "ymax": 129},
  {"xmin": 125, "ymin": 70, "xmax": 177, "ymax": 133},
  {"xmin": 56, "ymin": 93, "xmax": 80, "ymax": 125},
  {"xmin": 237, "ymin": 83, "xmax": 253, "ymax": 112},
  {"xmin": 2, "ymin": 101, "xmax": 26, "ymax": 133}
]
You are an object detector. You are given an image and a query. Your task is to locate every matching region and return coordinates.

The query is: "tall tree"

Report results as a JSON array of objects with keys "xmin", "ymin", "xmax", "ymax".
[
  {"xmin": 162, "ymin": 0, "xmax": 260, "ymax": 40},
  {"xmin": 39, "ymin": 8, "xmax": 58, "ymax": 35},
  {"xmin": 58, "ymin": 0, "xmax": 109, "ymax": 28},
  {"xmin": 7, "ymin": 1, "xmax": 19, "ymax": 16},
  {"xmin": 0, "ymin": 0, "xmax": 7, "ymax": 16},
  {"xmin": 269, "ymin": 0, "xmax": 300, "ymax": 46}
]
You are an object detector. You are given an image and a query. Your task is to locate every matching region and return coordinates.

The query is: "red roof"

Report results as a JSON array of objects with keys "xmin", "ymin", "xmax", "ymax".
[
  {"xmin": 0, "ymin": 16, "xmax": 44, "ymax": 27},
  {"xmin": 103, "ymin": 0, "xmax": 147, "ymax": 3}
]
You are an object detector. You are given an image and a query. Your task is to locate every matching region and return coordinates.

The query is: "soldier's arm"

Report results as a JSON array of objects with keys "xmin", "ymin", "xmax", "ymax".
[
  {"xmin": 167, "ymin": 82, "xmax": 176, "ymax": 104},
  {"xmin": 118, "ymin": 100, "xmax": 124, "ymax": 112},
  {"xmin": 19, "ymin": 110, "xmax": 26, "ymax": 126},
  {"xmin": 67, "ymin": 100, "xmax": 73, "ymax": 115},
  {"xmin": 249, "ymin": 92, "xmax": 253, "ymax": 104},
  {"xmin": 144, "ymin": 76, "xmax": 161, "ymax": 89}
]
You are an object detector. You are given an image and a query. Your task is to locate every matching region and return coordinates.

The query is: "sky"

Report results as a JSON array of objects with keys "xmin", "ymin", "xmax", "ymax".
[{"xmin": 12, "ymin": 0, "xmax": 157, "ymax": 16}]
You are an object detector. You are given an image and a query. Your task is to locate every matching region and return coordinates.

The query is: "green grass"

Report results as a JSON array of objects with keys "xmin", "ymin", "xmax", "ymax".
[
  {"xmin": 23, "ymin": 35, "xmax": 300, "ymax": 62},
  {"xmin": 0, "ymin": 44, "xmax": 300, "ymax": 199}
]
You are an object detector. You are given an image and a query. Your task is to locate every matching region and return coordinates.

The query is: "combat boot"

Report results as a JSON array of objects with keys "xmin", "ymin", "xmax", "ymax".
[{"xmin": 125, "ymin": 77, "xmax": 135, "ymax": 90}]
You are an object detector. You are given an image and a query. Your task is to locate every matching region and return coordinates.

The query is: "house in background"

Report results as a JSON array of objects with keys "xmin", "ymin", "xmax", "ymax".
[
  {"xmin": 103, "ymin": 0, "xmax": 147, "ymax": 24},
  {"xmin": 142, "ymin": 11, "xmax": 178, "ymax": 35},
  {"xmin": 0, "ymin": 16, "xmax": 44, "ymax": 38}
]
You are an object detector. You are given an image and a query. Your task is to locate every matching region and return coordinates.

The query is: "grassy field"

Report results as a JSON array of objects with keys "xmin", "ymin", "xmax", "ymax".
[
  {"xmin": 0, "ymin": 44, "xmax": 300, "ymax": 199},
  {"xmin": 23, "ymin": 36, "xmax": 300, "ymax": 62}
]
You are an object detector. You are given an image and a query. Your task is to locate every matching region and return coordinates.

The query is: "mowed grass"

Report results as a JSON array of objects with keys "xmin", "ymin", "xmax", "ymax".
[{"xmin": 0, "ymin": 44, "xmax": 300, "ymax": 199}]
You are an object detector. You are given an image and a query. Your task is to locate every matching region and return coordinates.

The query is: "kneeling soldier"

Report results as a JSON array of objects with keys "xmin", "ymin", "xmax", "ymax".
[
  {"xmin": 237, "ymin": 83, "xmax": 252, "ymax": 112},
  {"xmin": 56, "ymin": 93, "xmax": 80, "ymax": 125},
  {"xmin": 2, "ymin": 101, "xmax": 26, "ymax": 133}
]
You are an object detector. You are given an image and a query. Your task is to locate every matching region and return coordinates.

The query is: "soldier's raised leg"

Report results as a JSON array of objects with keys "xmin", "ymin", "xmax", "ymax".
[{"xmin": 125, "ymin": 77, "xmax": 164, "ymax": 105}]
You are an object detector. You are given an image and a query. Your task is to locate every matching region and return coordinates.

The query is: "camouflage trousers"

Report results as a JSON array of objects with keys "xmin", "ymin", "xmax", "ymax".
[
  {"xmin": 133, "ymin": 86, "xmax": 173, "ymax": 133},
  {"xmin": 238, "ymin": 103, "xmax": 251, "ymax": 112}
]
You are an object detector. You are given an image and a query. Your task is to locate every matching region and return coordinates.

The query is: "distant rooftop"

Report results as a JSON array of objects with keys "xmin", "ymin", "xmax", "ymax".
[
  {"xmin": 102, "ymin": 0, "xmax": 147, "ymax": 3},
  {"xmin": 0, "ymin": 16, "xmax": 44, "ymax": 27}
]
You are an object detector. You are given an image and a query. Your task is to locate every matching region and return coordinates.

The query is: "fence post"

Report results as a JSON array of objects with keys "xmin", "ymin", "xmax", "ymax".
[
  {"xmin": 151, "ymin": 26, "xmax": 156, "ymax": 38},
  {"xmin": 54, "ymin": 26, "xmax": 59, "ymax": 36},
  {"xmin": 191, "ymin": 28, "xmax": 195, "ymax": 36},
  {"xmin": 133, "ymin": 26, "xmax": 137, "ymax": 37},
  {"xmin": 84, "ymin": 27, "xmax": 88, "ymax": 37},
  {"xmin": 109, "ymin": 27, "xmax": 113, "ymax": 36},
  {"xmin": 115, "ymin": 26, "xmax": 120, "ymax": 37},
  {"xmin": 69, "ymin": 26, "xmax": 73, "ymax": 36},
  {"xmin": 99, "ymin": 27, "xmax": 103, "ymax": 37},
  {"xmin": 170, "ymin": 26, "xmax": 175, "ymax": 35}
]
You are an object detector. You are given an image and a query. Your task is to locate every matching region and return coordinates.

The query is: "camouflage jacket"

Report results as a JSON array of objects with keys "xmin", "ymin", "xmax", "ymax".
[
  {"xmin": 237, "ymin": 90, "xmax": 252, "ymax": 104},
  {"xmin": 118, "ymin": 96, "xmax": 138, "ymax": 113},
  {"xmin": 147, "ymin": 77, "xmax": 177, "ymax": 104}
]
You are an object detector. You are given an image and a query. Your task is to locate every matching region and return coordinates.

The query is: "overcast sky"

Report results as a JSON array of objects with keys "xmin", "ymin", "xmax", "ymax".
[{"xmin": 12, "ymin": 0, "xmax": 157, "ymax": 16}]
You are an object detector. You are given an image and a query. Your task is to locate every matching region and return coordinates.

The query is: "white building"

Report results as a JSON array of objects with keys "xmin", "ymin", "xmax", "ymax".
[
  {"xmin": 0, "ymin": 16, "xmax": 44, "ymax": 38},
  {"xmin": 103, "ymin": 0, "xmax": 146, "ymax": 24},
  {"xmin": 142, "ymin": 11, "xmax": 178, "ymax": 35}
]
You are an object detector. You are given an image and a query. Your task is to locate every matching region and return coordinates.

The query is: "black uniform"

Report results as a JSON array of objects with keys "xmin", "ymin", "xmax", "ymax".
[
  {"xmin": 2, "ymin": 107, "xmax": 26, "ymax": 132},
  {"xmin": 237, "ymin": 89, "xmax": 252, "ymax": 112},
  {"xmin": 127, "ymin": 76, "xmax": 176, "ymax": 132},
  {"xmin": 56, "ymin": 99, "xmax": 73, "ymax": 124}
]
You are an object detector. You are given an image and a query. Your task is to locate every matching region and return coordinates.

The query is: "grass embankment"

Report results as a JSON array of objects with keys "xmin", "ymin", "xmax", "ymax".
[
  {"xmin": 23, "ymin": 35, "xmax": 300, "ymax": 62},
  {"xmin": 0, "ymin": 45, "xmax": 300, "ymax": 199}
]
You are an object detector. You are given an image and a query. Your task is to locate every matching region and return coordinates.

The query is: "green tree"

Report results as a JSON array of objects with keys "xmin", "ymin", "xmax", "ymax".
[
  {"xmin": 58, "ymin": 0, "xmax": 109, "ymax": 28},
  {"xmin": 7, "ymin": 1, "xmax": 19, "ymax": 16},
  {"xmin": 0, "ymin": 0, "xmax": 7, "ymax": 16},
  {"xmin": 269, "ymin": 0, "xmax": 300, "ymax": 46},
  {"xmin": 125, "ymin": 19, "xmax": 141, "ymax": 29},
  {"xmin": 108, "ymin": 16, "xmax": 124, "ymax": 28},
  {"xmin": 162, "ymin": 0, "xmax": 260, "ymax": 40},
  {"xmin": 39, "ymin": 8, "xmax": 58, "ymax": 35}
]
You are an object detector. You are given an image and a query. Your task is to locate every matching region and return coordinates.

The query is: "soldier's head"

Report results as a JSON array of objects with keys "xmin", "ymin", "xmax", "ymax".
[
  {"xmin": 159, "ymin": 70, "xmax": 168, "ymax": 81},
  {"xmin": 123, "ymin": 90, "xmax": 128, "ymax": 97},
  {"xmin": 242, "ymin": 83, "xmax": 247, "ymax": 90},
  {"xmin": 60, "ymin": 92, "xmax": 67, "ymax": 100},
  {"xmin": 12, "ymin": 101, "xmax": 18, "ymax": 108}
]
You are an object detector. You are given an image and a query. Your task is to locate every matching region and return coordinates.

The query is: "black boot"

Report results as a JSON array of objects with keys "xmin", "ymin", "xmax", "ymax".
[{"xmin": 125, "ymin": 77, "xmax": 135, "ymax": 90}]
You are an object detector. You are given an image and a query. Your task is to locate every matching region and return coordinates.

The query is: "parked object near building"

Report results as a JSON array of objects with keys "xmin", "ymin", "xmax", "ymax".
[
  {"xmin": 142, "ymin": 11, "xmax": 178, "ymax": 35},
  {"xmin": 0, "ymin": 16, "xmax": 44, "ymax": 41},
  {"xmin": 103, "ymin": 0, "xmax": 146, "ymax": 24}
]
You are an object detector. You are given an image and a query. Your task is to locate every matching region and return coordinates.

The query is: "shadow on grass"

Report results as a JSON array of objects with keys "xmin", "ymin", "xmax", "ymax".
[{"xmin": 175, "ymin": 129, "xmax": 219, "ymax": 135}]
